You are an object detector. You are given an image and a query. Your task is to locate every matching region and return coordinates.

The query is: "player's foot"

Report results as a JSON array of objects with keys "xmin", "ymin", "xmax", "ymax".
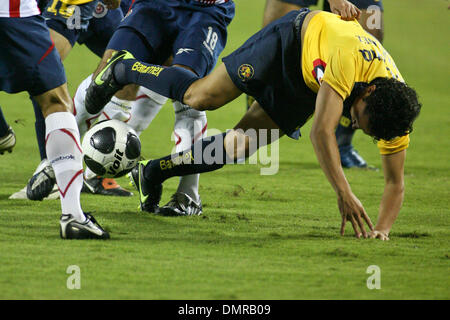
[
  {"xmin": 0, "ymin": 126, "xmax": 16, "ymax": 155},
  {"xmin": 339, "ymin": 145, "xmax": 369, "ymax": 168},
  {"xmin": 60, "ymin": 212, "xmax": 110, "ymax": 240},
  {"xmin": 82, "ymin": 176, "xmax": 133, "ymax": 197},
  {"xmin": 129, "ymin": 160, "xmax": 162, "ymax": 213},
  {"xmin": 26, "ymin": 160, "xmax": 57, "ymax": 201},
  {"xmin": 158, "ymin": 192, "xmax": 203, "ymax": 216},
  {"xmin": 85, "ymin": 50, "xmax": 135, "ymax": 115}
]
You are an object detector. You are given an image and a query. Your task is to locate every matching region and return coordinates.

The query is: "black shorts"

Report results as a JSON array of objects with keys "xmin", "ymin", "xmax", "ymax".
[{"xmin": 223, "ymin": 9, "xmax": 316, "ymax": 139}]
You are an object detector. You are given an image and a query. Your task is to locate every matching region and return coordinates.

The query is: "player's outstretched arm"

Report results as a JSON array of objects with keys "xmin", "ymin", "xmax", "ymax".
[
  {"xmin": 311, "ymin": 81, "xmax": 374, "ymax": 238},
  {"xmin": 370, "ymin": 150, "xmax": 406, "ymax": 240}
]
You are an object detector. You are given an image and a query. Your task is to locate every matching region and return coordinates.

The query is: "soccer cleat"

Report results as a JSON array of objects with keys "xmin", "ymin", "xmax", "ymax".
[
  {"xmin": 82, "ymin": 176, "xmax": 133, "ymax": 197},
  {"xmin": 129, "ymin": 160, "xmax": 162, "ymax": 213},
  {"xmin": 27, "ymin": 161, "xmax": 57, "ymax": 201},
  {"xmin": 85, "ymin": 50, "xmax": 135, "ymax": 115},
  {"xmin": 0, "ymin": 126, "xmax": 16, "ymax": 155},
  {"xmin": 158, "ymin": 192, "xmax": 203, "ymax": 216},
  {"xmin": 340, "ymin": 145, "xmax": 369, "ymax": 168},
  {"xmin": 60, "ymin": 212, "xmax": 110, "ymax": 240}
]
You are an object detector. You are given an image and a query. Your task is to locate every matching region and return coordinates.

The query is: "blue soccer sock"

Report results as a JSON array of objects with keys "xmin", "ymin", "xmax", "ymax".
[
  {"xmin": 31, "ymin": 97, "xmax": 47, "ymax": 160},
  {"xmin": 335, "ymin": 122, "xmax": 355, "ymax": 149},
  {"xmin": 114, "ymin": 59, "xmax": 199, "ymax": 103},
  {"xmin": 144, "ymin": 133, "xmax": 230, "ymax": 185},
  {"xmin": 0, "ymin": 106, "xmax": 10, "ymax": 137}
]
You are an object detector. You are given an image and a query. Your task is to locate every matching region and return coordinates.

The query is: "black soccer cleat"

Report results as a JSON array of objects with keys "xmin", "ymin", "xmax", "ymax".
[
  {"xmin": 158, "ymin": 192, "xmax": 203, "ymax": 216},
  {"xmin": 60, "ymin": 212, "xmax": 110, "ymax": 240},
  {"xmin": 82, "ymin": 176, "xmax": 133, "ymax": 197},
  {"xmin": 85, "ymin": 50, "xmax": 136, "ymax": 115},
  {"xmin": 27, "ymin": 164, "xmax": 57, "ymax": 201},
  {"xmin": 129, "ymin": 160, "xmax": 162, "ymax": 213}
]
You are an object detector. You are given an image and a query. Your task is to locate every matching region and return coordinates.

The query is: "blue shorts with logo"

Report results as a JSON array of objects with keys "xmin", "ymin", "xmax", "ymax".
[
  {"xmin": 42, "ymin": 0, "xmax": 131, "ymax": 56},
  {"xmin": 223, "ymin": 9, "xmax": 316, "ymax": 139},
  {"xmin": 0, "ymin": 16, "xmax": 66, "ymax": 96},
  {"xmin": 281, "ymin": 0, "xmax": 383, "ymax": 11},
  {"xmin": 107, "ymin": 0, "xmax": 235, "ymax": 77}
]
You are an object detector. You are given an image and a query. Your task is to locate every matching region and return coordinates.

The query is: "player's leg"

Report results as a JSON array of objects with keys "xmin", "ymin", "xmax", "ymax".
[
  {"xmin": 131, "ymin": 100, "xmax": 282, "ymax": 213},
  {"xmin": 24, "ymin": 0, "xmax": 108, "ymax": 201},
  {"xmin": 129, "ymin": 10, "xmax": 309, "ymax": 213},
  {"xmin": 155, "ymin": 3, "xmax": 234, "ymax": 216},
  {"xmin": 0, "ymin": 15, "xmax": 108, "ymax": 239},
  {"xmin": 0, "ymin": 106, "xmax": 16, "ymax": 155}
]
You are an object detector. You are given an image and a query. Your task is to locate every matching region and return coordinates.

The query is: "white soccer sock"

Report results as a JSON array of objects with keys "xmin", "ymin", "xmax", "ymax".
[
  {"xmin": 126, "ymin": 87, "xmax": 167, "ymax": 136},
  {"xmin": 45, "ymin": 112, "xmax": 84, "ymax": 222},
  {"xmin": 173, "ymin": 101, "xmax": 207, "ymax": 203},
  {"xmin": 98, "ymin": 96, "xmax": 133, "ymax": 123},
  {"xmin": 73, "ymin": 74, "xmax": 100, "ymax": 137}
]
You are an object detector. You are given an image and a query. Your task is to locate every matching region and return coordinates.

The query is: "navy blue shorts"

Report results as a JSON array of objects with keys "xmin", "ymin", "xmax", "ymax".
[
  {"xmin": 282, "ymin": 0, "xmax": 383, "ymax": 11},
  {"xmin": 76, "ymin": 2, "xmax": 125, "ymax": 57},
  {"xmin": 0, "ymin": 16, "xmax": 66, "ymax": 97},
  {"xmin": 44, "ymin": 0, "xmax": 132, "ymax": 57},
  {"xmin": 223, "ymin": 9, "xmax": 316, "ymax": 139},
  {"xmin": 107, "ymin": 0, "xmax": 235, "ymax": 77},
  {"xmin": 43, "ymin": 0, "xmax": 100, "ymax": 45}
]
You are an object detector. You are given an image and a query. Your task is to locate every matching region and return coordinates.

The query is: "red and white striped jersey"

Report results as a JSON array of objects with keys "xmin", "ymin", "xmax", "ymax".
[
  {"xmin": 193, "ymin": 0, "xmax": 231, "ymax": 4},
  {"xmin": 0, "ymin": 0, "xmax": 40, "ymax": 18}
]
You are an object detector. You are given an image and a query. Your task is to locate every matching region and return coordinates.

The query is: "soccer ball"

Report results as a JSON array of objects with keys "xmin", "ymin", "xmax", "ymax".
[{"xmin": 81, "ymin": 119, "xmax": 141, "ymax": 178}]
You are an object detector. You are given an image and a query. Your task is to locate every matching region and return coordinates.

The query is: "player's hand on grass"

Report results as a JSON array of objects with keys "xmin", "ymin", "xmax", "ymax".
[
  {"xmin": 103, "ymin": 0, "xmax": 121, "ymax": 9},
  {"xmin": 328, "ymin": 0, "xmax": 361, "ymax": 21},
  {"xmin": 369, "ymin": 230, "xmax": 390, "ymax": 241},
  {"xmin": 338, "ymin": 192, "xmax": 374, "ymax": 238}
]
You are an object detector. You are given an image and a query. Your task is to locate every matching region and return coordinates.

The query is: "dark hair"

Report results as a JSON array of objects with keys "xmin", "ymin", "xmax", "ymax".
[{"xmin": 364, "ymin": 77, "xmax": 421, "ymax": 141}]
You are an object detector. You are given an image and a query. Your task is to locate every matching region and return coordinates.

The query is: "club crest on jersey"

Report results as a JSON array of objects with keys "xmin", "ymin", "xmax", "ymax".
[
  {"xmin": 238, "ymin": 64, "xmax": 254, "ymax": 82},
  {"xmin": 312, "ymin": 59, "xmax": 327, "ymax": 85},
  {"xmin": 93, "ymin": 2, "xmax": 108, "ymax": 18}
]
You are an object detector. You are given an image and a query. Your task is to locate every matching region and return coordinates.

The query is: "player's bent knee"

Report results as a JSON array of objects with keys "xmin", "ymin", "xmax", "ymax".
[
  {"xmin": 184, "ymin": 83, "xmax": 222, "ymax": 111},
  {"xmin": 35, "ymin": 85, "xmax": 73, "ymax": 117}
]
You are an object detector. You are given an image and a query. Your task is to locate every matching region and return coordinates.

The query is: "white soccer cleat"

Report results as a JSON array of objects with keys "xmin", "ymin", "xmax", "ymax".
[
  {"xmin": 0, "ymin": 126, "xmax": 16, "ymax": 155},
  {"xmin": 60, "ymin": 212, "xmax": 110, "ymax": 240}
]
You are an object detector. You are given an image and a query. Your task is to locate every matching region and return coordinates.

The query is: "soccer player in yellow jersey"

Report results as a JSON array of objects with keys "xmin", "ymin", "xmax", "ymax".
[
  {"xmin": 258, "ymin": 0, "xmax": 385, "ymax": 169},
  {"xmin": 86, "ymin": 9, "xmax": 422, "ymax": 240}
]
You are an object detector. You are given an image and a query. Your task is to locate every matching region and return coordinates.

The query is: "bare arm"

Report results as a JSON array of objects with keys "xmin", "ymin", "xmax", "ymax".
[
  {"xmin": 310, "ymin": 82, "xmax": 374, "ymax": 238},
  {"xmin": 370, "ymin": 150, "xmax": 406, "ymax": 240}
]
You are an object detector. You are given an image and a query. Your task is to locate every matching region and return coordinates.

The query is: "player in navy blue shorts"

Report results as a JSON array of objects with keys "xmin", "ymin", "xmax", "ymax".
[
  {"xmin": 0, "ymin": 4, "xmax": 109, "ymax": 239},
  {"xmin": 85, "ymin": 0, "xmax": 235, "ymax": 215},
  {"xmin": 15, "ymin": 0, "xmax": 134, "ymax": 200},
  {"xmin": 257, "ymin": 0, "xmax": 384, "ymax": 169}
]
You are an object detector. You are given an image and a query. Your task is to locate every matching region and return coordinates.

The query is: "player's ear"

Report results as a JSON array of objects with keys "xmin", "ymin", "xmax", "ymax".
[{"xmin": 364, "ymin": 84, "xmax": 376, "ymax": 97}]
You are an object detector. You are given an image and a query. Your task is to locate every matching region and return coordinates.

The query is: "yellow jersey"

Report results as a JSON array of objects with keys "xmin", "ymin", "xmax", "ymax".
[
  {"xmin": 302, "ymin": 12, "xmax": 409, "ymax": 155},
  {"xmin": 60, "ymin": 0, "xmax": 94, "ymax": 4}
]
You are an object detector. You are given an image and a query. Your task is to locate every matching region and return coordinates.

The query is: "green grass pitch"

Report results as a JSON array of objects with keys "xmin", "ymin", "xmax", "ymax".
[{"xmin": 0, "ymin": 0, "xmax": 448, "ymax": 299}]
